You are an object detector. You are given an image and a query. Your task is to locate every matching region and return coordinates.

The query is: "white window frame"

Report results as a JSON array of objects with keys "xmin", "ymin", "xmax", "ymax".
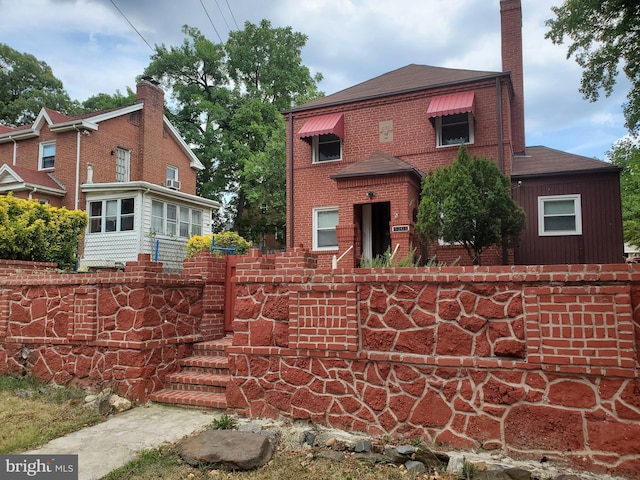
[
  {"xmin": 435, "ymin": 113, "xmax": 474, "ymax": 148},
  {"xmin": 313, "ymin": 207, "xmax": 339, "ymax": 251},
  {"xmin": 166, "ymin": 165, "xmax": 178, "ymax": 181},
  {"xmin": 88, "ymin": 197, "xmax": 135, "ymax": 233},
  {"xmin": 312, "ymin": 134, "xmax": 342, "ymax": 163},
  {"xmin": 115, "ymin": 147, "xmax": 130, "ymax": 182},
  {"xmin": 538, "ymin": 194, "xmax": 582, "ymax": 236},
  {"xmin": 39, "ymin": 142, "xmax": 56, "ymax": 170},
  {"xmin": 150, "ymin": 199, "xmax": 203, "ymax": 239}
]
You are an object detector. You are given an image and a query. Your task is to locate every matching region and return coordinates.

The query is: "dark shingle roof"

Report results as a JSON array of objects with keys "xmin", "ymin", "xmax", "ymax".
[
  {"xmin": 289, "ymin": 64, "xmax": 503, "ymax": 112},
  {"xmin": 330, "ymin": 151, "xmax": 425, "ymax": 180},
  {"xmin": 512, "ymin": 146, "xmax": 619, "ymax": 177}
]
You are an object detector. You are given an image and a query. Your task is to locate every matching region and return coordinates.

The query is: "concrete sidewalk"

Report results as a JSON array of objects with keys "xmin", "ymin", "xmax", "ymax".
[{"xmin": 25, "ymin": 403, "xmax": 220, "ymax": 480}]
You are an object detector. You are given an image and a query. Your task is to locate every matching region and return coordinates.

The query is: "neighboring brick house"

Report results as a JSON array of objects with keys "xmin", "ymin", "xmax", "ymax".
[
  {"xmin": 0, "ymin": 79, "xmax": 219, "ymax": 270},
  {"xmin": 284, "ymin": 0, "xmax": 623, "ymax": 268}
]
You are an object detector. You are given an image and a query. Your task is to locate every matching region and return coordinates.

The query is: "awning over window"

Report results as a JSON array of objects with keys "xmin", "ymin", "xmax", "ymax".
[
  {"xmin": 427, "ymin": 91, "xmax": 475, "ymax": 118},
  {"xmin": 298, "ymin": 113, "xmax": 344, "ymax": 139}
]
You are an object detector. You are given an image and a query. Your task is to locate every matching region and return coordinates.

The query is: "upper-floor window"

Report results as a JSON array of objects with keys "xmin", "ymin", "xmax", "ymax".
[
  {"xmin": 166, "ymin": 166, "xmax": 180, "ymax": 190},
  {"xmin": 151, "ymin": 200, "xmax": 202, "ymax": 238},
  {"xmin": 313, "ymin": 207, "xmax": 339, "ymax": 251},
  {"xmin": 436, "ymin": 113, "xmax": 474, "ymax": 147},
  {"xmin": 88, "ymin": 198, "xmax": 135, "ymax": 233},
  {"xmin": 116, "ymin": 147, "xmax": 130, "ymax": 182},
  {"xmin": 312, "ymin": 134, "xmax": 342, "ymax": 163},
  {"xmin": 39, "ymin": 142, "xmax": 56, "ymax": 170},
  {"xmin": 538, "ymin": 194, "xmax": 582, "ymax": 236}
]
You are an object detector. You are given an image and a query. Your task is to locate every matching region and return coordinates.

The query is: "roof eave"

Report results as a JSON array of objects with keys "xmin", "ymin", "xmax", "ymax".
[
  {"xmin": 81, "ymin": 181, "xmax": 220, "ymax": 208},
  {"xmin": 330, "ymin": 168, "xmax": 425, "ymax": 180},
  {"xmin": 0, "ymin": 129, "xmax": 39, "ymax": 143},
  {"xmin": 511, "ymin": 167, "xmax": 621, "ymax": 179},
  {"xmin": 283, "ymin": 72, "xmax": 508, "ymax": 114}
]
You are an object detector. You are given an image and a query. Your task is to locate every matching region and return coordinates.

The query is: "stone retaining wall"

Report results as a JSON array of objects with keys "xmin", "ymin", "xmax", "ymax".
[
  {"xmin": 0, "ymin": 253, "xmax": 226, "ymax": 400},
  {"xmin": 226, "ymin": 248, "xmax": 640, "ymax": 478}
]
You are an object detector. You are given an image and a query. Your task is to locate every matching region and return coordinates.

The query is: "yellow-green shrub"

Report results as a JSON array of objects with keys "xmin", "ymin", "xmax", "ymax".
[
  {"xmin": 186, "ymin": 231, "xmax": 252, "ymax": 258},
  {"xmin": 0, "ymin": 194, "xmax": 88, "ymax": 269}
]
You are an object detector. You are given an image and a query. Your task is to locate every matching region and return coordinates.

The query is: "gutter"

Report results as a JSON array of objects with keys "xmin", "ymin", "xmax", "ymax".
[
  {"xmin": 288, "ymin": 111, "xmax": 294, "ymax": 248},
  {"xmin": 496, "ymin": 77, "xmax": 504, "ymax": 172}
]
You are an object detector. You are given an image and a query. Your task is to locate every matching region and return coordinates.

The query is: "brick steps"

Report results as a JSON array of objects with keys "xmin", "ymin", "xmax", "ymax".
[{"xmin": 149, "ymin": 335, "xmax": 232, "ymax": 409}]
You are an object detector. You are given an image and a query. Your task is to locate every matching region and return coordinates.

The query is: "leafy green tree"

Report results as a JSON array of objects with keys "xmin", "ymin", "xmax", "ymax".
[
  {"xmin": 607, "ymin": 138, "xmax": 640, "ymax": 247},
  {"xmin": 143, "ymin": 21, "xmax": 322, "ymax": 244},
  {"xmin": 416, "ymin": 147, "xmax": 526, "ymax": 265},
  {"xmin": 0, "ymin": 43, "xmax": 78, "ymax": 126},
  {"xmin": 545, "ymin": 0, "xmax": 640, "ymax": 133},
  {"xmin": 81, "ymin": 88, "xmax": 137, "ymax": 112}
]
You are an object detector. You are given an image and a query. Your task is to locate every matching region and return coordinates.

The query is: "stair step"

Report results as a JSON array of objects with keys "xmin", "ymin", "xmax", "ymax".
[
  {"xmin": 179, "ymin": 356, "xmax": 229, "ymax": 372},
  {"xmin": 193, "ymin": 337, "xmax": 233, "ymax": 356},
  {"xmin": 149, "ymin": 390, "xmax": 227, "ymax": 409}
]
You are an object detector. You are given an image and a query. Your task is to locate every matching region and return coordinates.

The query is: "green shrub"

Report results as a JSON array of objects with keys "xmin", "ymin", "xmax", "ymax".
[
  {"xmin": 186, "ymin": 231, "xmax": 252, "ymax": 258},
  {"xmin": 0, "ymin": 194, "xmax": 87, "ymax": 270}
]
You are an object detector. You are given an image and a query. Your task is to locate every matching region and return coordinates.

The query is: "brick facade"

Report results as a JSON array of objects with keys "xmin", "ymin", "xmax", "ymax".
[{"xmin": 226, "ymin": 249, "xmax": 640, "ymax": 478}]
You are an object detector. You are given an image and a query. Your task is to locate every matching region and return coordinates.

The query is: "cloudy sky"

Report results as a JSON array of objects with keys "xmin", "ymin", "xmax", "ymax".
[{"xmin": 0, "ymin": 0, "xmax": 631, "ymax": 160}]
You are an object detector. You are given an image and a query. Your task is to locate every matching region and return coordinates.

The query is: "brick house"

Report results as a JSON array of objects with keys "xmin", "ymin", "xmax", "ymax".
[
  {"xmin": 284, "ymin": 0, "xmax": 623, "ymax": 268},
  {"xmin": 0, "ymin": 79, "xmax": 219, "ymax": 270}
]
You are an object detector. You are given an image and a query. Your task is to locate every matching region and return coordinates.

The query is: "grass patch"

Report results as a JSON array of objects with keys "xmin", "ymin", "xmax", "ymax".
[{"xmin": 0, "ymin": 375, "xmax": 104, "ymax": 453}]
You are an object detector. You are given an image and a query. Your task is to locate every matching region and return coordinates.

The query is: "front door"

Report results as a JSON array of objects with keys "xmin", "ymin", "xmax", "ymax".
[{"xmin": 361, "ymin": 202, "xmax": 391, "ymax": 261}]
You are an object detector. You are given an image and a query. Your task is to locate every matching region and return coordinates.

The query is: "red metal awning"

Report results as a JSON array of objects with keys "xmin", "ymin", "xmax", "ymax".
[
  {"xmin": 427, "ymin": 91, "xmax": 475, "ymax": 118},
  {"xmin": 298, "ymin": 113, "xmax": 344, "ymax": 139}
]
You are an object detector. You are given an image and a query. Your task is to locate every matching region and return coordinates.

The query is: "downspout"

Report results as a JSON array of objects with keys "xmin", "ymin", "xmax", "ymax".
[
  {"xmin": 74, "ymin": 129, "xmax": 82, "ymax": 210},
  {"xmin": 288, "ymin": 111, "xmax": 294, "ymax": 249},
  {"xmin": 11, "ymin": 137, "xmax": 17, "ymax": 165},
  {"xmin": 496, "ymin": 77, "xmax": 504, "ymax": 173}
]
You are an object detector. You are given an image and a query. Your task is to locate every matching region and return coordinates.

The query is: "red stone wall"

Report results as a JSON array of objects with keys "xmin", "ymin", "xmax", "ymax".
[
  {"xmin": 226, "ymin": 249, "xmax": 640, "ymax": 478},
  {"xmin": 0, "ymin": 253, "xmax": 226, "ymax": 401}
]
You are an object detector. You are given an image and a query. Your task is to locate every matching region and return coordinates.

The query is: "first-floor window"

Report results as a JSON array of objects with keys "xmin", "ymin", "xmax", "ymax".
[
  {"xmin": 538, "ymin": 194, "xmax": 582, "ymax": 236},
  {"xmin": 313, "ymin": 207, "xmax": 339, "ymax": 250},
  {"xmin": 88, "ymin": 198, "xmax": 135, "ymax": 233},
  {"xmin": 151, "ymin": 200, "xmax": 203, "ymax": 238}
]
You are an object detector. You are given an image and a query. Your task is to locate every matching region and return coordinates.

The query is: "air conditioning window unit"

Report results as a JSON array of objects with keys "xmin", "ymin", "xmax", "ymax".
[{"xmin": 166, "ymin": 179, "xmax": 181, "ymax": 190}]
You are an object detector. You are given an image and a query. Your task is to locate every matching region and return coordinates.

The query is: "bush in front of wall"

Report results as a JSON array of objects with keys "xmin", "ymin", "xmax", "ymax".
[
  {"xmin": 186, "ymin": 231, "xmax": 252, "ymax": 258},
  {"xmin": 0, "ymin": 194, "xmax": 88, "ymax": 270}
]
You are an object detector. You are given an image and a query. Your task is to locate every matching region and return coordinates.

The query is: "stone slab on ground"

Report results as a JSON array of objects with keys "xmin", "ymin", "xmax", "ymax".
[{"xmin": 175, "ymin": 429, "xmax": 275, "ymax": 470}]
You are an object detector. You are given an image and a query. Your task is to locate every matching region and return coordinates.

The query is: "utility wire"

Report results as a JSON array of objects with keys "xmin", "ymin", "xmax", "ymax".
[
  {"xmin": 224, "ymin": 0, "xmax": 240, "ymax": 30},
  {"xmin": 199, "ymin": 0, "xmax": 223, "ymax": 42},
  {"xmin": 213, "ymin": 0, "xmax": 232, "ymax": 33},
  {"xmin": 110, "ymin": 0, "xmax": 154, "ymax": 51}
]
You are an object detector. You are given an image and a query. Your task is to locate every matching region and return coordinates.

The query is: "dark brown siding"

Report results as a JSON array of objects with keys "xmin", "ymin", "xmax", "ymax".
[{"xmin": 512, "ymin": 171, "xmax": 624, "ymax": 265}]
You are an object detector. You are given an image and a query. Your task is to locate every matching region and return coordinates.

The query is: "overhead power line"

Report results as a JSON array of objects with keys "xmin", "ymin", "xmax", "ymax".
[
  {"xmin": 224, "ymin": 0, "xmax": 240, "ymax": 30},
  {"xmin": 110, "ymin": 0, "xmax": 154, "ymax": 51},
  {"xmin": 199, "ymin": 0, "xmax": 223, "ymax": 42},
  {"xmin": 213, "ymin": 0, "xmax": 232, "ymax": 33}
]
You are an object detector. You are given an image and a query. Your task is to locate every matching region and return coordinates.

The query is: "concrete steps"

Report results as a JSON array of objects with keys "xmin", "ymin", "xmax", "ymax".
[{"xmin": 149, "ymin": 336, "xmax": 232, "ymax": 409}]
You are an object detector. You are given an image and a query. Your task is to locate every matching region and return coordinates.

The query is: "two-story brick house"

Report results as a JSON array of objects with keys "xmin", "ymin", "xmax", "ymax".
[
  {"xmin": 0, "ymin": 79, "xmax": 219, "ymax": 270},
  {"xmin": 284, "ymin": 0, "xmax": 623, "ymax": 268}
]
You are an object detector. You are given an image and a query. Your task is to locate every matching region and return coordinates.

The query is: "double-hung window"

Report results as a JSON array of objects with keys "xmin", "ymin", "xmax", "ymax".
[
  {"xmin": 88, "ymin": 198, "xmax": 135, "ymax": 233},
  {"xmin": 313, "ymin": 207, "xmax": 339, "ymax": 250},
  {"xmin": 312, "ymin": 134, "xmax": 342, "ymax": 163},
  {"xmin": 538, "ymin": 194, "xmax": 582, "ymax": 236},
  {"xmin": 39, "ymin": 142, "xmax": 56, "ymax": 170},
  {"xmin": 150, "ymin": 200, "xmax": 203, "ymax": 238},
  {"xmin": 436, "ymin": 113, "xmax": 474, "ymax": 147},
  {"xmin": 115, "ymin": 148, "xmax": 130, "ymax": 182}
]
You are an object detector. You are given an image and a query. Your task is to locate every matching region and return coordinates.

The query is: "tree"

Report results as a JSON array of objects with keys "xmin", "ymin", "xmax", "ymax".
[
  {"xmin": 607, "ymin": 137, "xmax": 640, "ymax": 247},
  {"xmin": 81, "ymin": 88, "xmax": 137, "ymax": 112},
  {"xmin": 545, "ymin": 0, "xmax": 640, "ymax": 133},
  {"xmin": 416, "ymin": 147, "xmax": 526, "ymax": 265},
  {"xmin": 143, "ymin": 21, "xmax": 323, "ymax": 244},
  {"xmin": 0, "ymin": 43, "xmax": 78, "ymax": 126}
]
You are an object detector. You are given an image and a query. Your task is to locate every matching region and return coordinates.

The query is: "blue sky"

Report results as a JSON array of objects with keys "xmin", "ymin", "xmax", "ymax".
[{"xmin": 0, "ymin": 0, "xmax": 631, "ymax": 160}]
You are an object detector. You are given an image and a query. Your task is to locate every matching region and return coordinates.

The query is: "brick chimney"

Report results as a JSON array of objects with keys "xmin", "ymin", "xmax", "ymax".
[
  {"xmin": 500, "ymin": 0, "xmax": 525, "ymax": 154},
  {"xmin": 136, "ymin": 78, "xmax": 165, "ymax": 181}
]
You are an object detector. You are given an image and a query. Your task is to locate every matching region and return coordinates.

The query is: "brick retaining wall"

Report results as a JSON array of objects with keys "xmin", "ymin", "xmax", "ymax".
[
  {"xmin": 0, "ymin": 253, "xmax": 226, "ymax": 401},
  {"xmin": 226, "ymin": 248, "xmax": 640, "ymax": 478}
]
